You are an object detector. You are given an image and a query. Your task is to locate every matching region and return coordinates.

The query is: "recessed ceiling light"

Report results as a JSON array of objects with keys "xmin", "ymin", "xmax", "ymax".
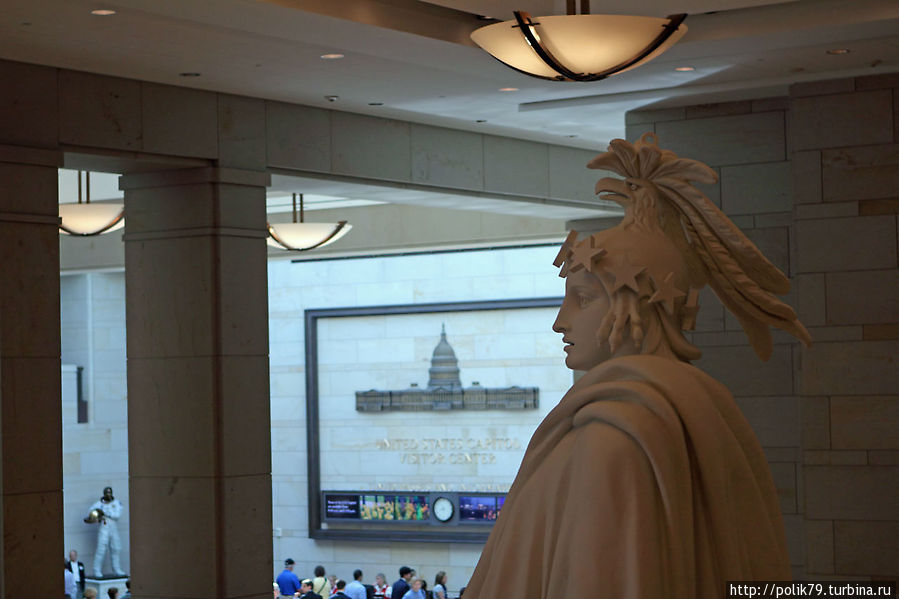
[
  {"xmin": 320, "ymin": 53, "xmax": 345, "ymax": 60},
  {"xmin": 826, "ymin": 48, "xmax": 850, "ymax": 55},
  {"xmin": 368, "ymin": 102, "xmax": 383, "ymax": 106},
  {"xmin": 179, "ymin": 72, "xmax": 201, "ymax": 77},
  {"xmin": 475, "ymin": 119, "xmax": 487, "ymax": 123},
  {"xmin": 566, "ymin": 135, "xmax": 578, "ymax": 138},
  {"xmin": 499, "ymin": 87, "xmax": 519, "ymax": 92},
  {"xmin": 90, "ymin": 9, "xmax": 116, "ymax": 15},
  {"xmin": 674, "ymin": 66, "xmax": 695, "ymax": 72}
]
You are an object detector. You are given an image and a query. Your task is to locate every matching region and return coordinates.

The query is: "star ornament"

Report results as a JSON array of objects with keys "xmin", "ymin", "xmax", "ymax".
[
  {"xmin": 553, "ymin": 230, "xmax": 579, "ymax": 268},
  {"xmin": 649, "ymin": 272, "xmax": 687, "ymax": 314},
  {"xmin": 567, "ymin": 236, "xmax": 606, "ymax": 274},
  {"xmin": 605, "ymin": 256, "xmax": 646, "ymax": 293}
]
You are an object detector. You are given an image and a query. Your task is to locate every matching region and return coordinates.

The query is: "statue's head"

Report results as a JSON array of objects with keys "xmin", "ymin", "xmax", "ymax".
[
  {"xmin": 553, "ymin": 133, "xmax": 810, "ymax": 370},
  {"xmin": 553, "ymin": 224, "xmax": 700, "ymax": 370}
]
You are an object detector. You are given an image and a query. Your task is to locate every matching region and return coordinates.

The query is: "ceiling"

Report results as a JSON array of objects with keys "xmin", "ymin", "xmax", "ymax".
[{"xmin": 6, "ymin": 0, "xmax": 899, "ymax": 220}]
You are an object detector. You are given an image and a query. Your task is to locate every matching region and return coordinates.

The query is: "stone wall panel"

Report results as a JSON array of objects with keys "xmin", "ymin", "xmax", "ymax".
[
  {"xmin": 217, "ymin": 94, "xmax": 267, "ymax": 170},
  {"xmin": 266, "ymin": 101, "xmax": 331, "ymax": 172},
  {"xmin": 834, "ymin": 520, "xmax": 899, "ymax": 576},
  {"xmin": 822, "ymin": 144, "xmax": 899, "ymax": 202},
  {"xmin": 0, "ymin": 60, "xmax": 58, "ymax": 147},
  {"xmin": 721, "ymin": 161, "xmax": 792, "ymax": 215},
  {"xmin": 655, "ymin": 112, "xmax": 785, "ymax": 166},
  {"xmin": 411, "ymin": 124, "xmax": 484, "ymax": 191},
  {"xmin": 830, "ymin": 396, "xmax": 899, "ymax": 450},
  {"xmin": 799, "ymin": 340, "xmax": 899, "ymax": 396},
  {"xmin": 59, "ymin": 70, "xmax": 141, "ymax": 150},
  {"xmin": 332, "ymin": 112, "xmax": 411, "ymax": 182},
  {"xmin": 825, "ymin": 270, "xmax": 898, "ymax": 325},
  {"xmin": 142, "ymin": 83, "xmax": 217, "ymax": 158},
  {"xmin": 794, "ymin": 216, "xmax": 897, "ymax": 273},
  {"xmin": 804, "ymin": 466, "xmax": 898, "ymax": 520},
  {"xmin": 791, "ymin": 90, "xmax": 893, "ymax": 150},
  {"xmin": 483, "ymin": 136, "xmax": 549, "ymax": 197}
]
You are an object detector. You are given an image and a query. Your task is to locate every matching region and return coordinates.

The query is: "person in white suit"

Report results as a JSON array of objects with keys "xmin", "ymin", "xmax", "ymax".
[{"xmin": 86, "ymin": 486, "xmax": 126, "ymax": 578}]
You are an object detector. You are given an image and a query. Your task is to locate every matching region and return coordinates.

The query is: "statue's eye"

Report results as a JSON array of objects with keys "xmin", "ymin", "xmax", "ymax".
[
  {"xmin": 578, "ymin": 293, "xmax": 592, "ymax": 308},
  {"xmin": 629, "ymin": 183, "xmax": 639, "ymax": 191}
]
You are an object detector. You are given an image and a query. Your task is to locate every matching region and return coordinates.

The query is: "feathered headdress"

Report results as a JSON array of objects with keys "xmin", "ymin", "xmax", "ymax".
[{"xmin": 569, "ymin": 132, "xmax": 810, "ymax": 361}]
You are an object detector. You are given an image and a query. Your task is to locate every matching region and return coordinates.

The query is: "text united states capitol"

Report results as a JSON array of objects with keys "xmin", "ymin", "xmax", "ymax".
[{"xmin": 375, "ymin": 436, "xmax": 524, "ymax": 465}]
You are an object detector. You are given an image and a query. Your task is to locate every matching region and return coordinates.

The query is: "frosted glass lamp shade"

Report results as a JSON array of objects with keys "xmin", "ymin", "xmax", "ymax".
[
  {"xmin": 471, "ymin": 13, "xmax": 687, "ymax": 82},
  {"xmin": 59, "ymin": 203, "xmax": 125, "ymax": 236},
  {"xmin": 267, "ymin": 221, "xmax": 352, "ymax": 251}
]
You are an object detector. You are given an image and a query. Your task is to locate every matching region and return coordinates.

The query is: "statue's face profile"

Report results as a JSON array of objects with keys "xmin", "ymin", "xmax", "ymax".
[{"xmin": 553, "ymin": 269, "xmax": 612, "ymax": 371}]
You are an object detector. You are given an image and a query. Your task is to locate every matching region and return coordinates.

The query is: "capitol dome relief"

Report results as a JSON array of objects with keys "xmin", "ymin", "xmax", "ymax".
[{"xmin": 356, "ymin": 326, "xmax": 538, "ymax": 412}]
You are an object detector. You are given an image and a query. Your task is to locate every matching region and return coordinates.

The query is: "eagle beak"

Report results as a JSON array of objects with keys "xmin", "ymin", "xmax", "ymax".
[{"xmin": 594, "ymin": 177, "xmax": 631, "ymax": 204}]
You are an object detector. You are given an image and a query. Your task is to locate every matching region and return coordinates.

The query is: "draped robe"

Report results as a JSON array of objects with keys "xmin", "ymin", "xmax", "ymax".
[{"xmin": 465, "ymin": 355, "xmax": 790, "ymax": 598}]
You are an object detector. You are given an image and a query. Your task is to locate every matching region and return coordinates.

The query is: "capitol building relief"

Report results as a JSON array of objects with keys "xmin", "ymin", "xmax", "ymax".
[{"xmin": 355, "ymin": 326, "xmax": 539, "ymax": 412}]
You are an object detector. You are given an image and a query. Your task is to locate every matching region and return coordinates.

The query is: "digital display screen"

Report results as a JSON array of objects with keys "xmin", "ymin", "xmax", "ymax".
[
  {"xmin": 459, "ymin": 495, "xmax": 502, "ymax": 522},
  {"xmin": 324, "ymin": 494, "xmax": 361, "ymax": 519},
  {"xmin": 360, "ymin": 494, "xmax": 430, "ymax": 521}
]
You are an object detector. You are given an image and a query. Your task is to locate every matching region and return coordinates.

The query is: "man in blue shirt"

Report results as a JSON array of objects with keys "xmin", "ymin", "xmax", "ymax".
[
  {"xmin": 345, "ymin": 569, "xmax": 367, "ymax": 599},
  {"xmin": 276, "ymin": 558, "xmax": 302, "ymax": 597}
]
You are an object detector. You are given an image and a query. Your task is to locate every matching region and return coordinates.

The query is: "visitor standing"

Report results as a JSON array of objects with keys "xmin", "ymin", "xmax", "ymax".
[
  {"xmin": 433, "ymin": 572, "xmax": 448, "ymax": 599},
  {"xmin": 276, "ymin": 558, "xmax": 302, "ymax": 598},
  {"xmin": 389, "ymin": 566, "xmax": 412, "ymax": 599}
]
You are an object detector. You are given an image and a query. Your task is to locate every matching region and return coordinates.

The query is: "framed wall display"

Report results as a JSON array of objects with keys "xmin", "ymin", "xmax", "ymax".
[{"xmin": 305, "ymin": 297, "xmax": 569, "ymax": 542}]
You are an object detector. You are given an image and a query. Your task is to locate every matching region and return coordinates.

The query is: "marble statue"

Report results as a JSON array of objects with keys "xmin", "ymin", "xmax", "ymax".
[
  {"xmin": 85, "ymin": 486, "xmax": 126, "ymax": 578},
  {"xmin": 465, "ymin": 133, "xmax": 810, "ymax": 598}
]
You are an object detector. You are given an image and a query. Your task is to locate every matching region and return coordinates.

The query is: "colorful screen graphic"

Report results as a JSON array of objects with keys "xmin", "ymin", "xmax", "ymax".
[
  {"xmin": 357, "ymin": 494, "xmax": 430, "ymax": 521},
  {"xmin": 459, "ymin": 495, "xmax": 502, "ymax": 522}
]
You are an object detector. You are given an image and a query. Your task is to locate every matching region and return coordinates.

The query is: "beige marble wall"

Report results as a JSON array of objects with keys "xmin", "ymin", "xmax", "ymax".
[
  {"xmin": 788, "ymin": 73, "xmax": 899, "ymax": 582},
  {"xmin": 624, "ymin": 73, "xmax": 899, "ymax": 580}
]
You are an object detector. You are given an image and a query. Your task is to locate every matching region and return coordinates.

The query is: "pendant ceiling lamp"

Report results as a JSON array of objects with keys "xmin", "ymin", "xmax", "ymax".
[
  {"xmin": 267, "ymin": 193, "xmax": 352, "ymax": 251},
  {"xmin": 59, "ymin": 171, "xmax": 125, "ymax": 236},
  {"xmin": 470, "ymin": 0, "xmax": 687, "ymax": 82}
]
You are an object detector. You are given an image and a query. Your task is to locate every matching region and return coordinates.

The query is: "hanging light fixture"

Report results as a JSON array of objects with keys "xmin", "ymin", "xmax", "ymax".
[
  {"xmin": 470, "ymin": 1, "xmax": 687, "ymax": 82},
  {"xmin": 59, "ymin": 171, "xmax": 125, "ymax": 236},
  {"xmin": 267, "ymin": 193, "xmax": 352, "ymax": 251}
]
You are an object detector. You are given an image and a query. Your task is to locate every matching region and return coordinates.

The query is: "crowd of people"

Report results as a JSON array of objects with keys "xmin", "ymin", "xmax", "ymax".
[
  {"xmin": 65, "ymin": 549, "xmax": 459, "ymax": 599},
  {"xmin": 275, "ymin": 561, "xmax": 459, "ymax": 599}
]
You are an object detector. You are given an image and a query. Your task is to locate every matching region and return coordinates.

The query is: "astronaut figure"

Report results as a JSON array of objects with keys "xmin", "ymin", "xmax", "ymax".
[{"xmin": 87, "ymin": 486, "xmax": 126, "ymax": 578}]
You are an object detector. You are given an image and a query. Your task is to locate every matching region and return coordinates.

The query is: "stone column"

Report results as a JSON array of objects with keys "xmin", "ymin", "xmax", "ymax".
[
  {"xmin": 0, "ymin": 144, "xmax": 65, "ymax": 595},
  {"xmin": 120, "ymin": 167, "xmax": 272, "ymax": 598}
]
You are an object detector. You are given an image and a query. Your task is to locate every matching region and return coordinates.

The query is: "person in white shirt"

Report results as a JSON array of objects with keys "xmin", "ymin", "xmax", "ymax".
[{"xmin": 65, "ymin": 563, "xmax": 77, "ymax": 599}]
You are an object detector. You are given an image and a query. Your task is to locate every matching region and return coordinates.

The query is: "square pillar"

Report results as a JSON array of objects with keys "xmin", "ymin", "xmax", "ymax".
[
  {"xmin": 120, "ymin": 167, "xmax": 273, "ymax": 599},
  {"xmin": 0, "ymin": 144, "xmax": 65, "ymax": 596}
]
